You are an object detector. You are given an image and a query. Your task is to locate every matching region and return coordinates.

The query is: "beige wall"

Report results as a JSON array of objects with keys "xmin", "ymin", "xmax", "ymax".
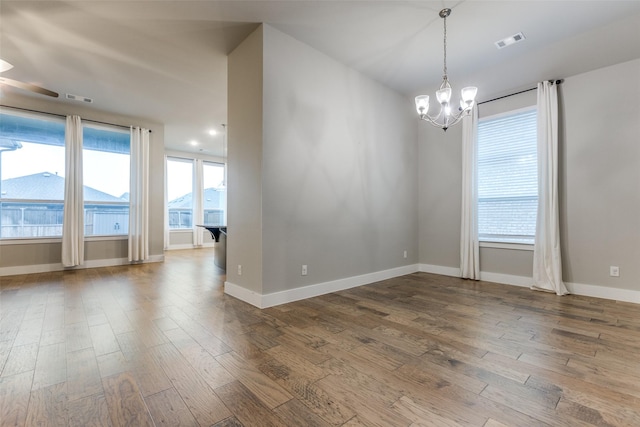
[
  {"xmin": 419, "ymin": 58, "xmax": 640, "ymax": 293},
  {"xmin": 0, "ymin": 94, "xmax": 165, "ymax": 271}
]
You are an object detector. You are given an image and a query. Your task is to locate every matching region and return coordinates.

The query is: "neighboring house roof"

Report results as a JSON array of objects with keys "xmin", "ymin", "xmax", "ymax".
[
  {"xmin": 168, "ymin": 187, "xmax": 225, "ymax": 210},
  {"xmin": 0, "ymin": 172, "xmax": 124, "ymax": 202}
]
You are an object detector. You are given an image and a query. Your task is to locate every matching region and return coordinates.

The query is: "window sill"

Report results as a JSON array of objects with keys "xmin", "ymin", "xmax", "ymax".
[
  {"xmin": 0, "ymin": 237, "xmax": 62, "ymax": 245},
  {"xmin": 479, "ymin": 241, "xmax": 534, "ymax": 251},
  {"xmin": 1, "ymin": 235, "xmax": 127, "ymax": 245}
]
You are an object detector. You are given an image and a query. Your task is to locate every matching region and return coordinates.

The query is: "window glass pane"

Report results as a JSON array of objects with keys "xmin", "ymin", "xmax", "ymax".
[
  {"xmin": 83, "ymin": 125, "xmax": 130, "ymax": 236},
  {"xmin": 0, "ymin": 112, "xmax": 66, "ymax": 238},
  {"xmin": 167, "ymin": 158, "xmax": 193, "ymax": 229},
  {"xmin": 203, "ymin": 162, "xmax": 226, "ymax": 225},
  {"xmin": 477, "ymin": 108, "xmax": 537, "ymax": 244}
]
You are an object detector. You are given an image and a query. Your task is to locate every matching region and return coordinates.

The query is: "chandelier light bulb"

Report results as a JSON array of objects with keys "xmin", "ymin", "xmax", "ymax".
[
  {"xmin": 415, "ymin": 95, "xmax": 430, "ymax": 115},
  {"xmin": 436, "ymin": 87, "xmax": 452, "ymax": 105},
  {"xmin": 461, "ymin": 87, "xmax": 478, "ymax": 104}
]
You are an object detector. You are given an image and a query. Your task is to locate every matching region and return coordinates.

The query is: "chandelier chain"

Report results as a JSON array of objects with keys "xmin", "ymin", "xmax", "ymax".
[{"xmin": 443, "ymin": 13, "xmax": 447, "ymax": 79}]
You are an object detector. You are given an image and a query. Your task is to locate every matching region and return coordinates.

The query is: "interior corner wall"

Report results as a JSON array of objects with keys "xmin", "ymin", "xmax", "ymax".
[
  {"xmin": 418, "ymin": 58, "xmax": 640, "ymax": 295},
  {"xmin": 226, "ymin": 25, "xmax": 265, "ymax": 294},
  {"xmin": 260, "ymin": 24, "xmax": 418, "ymax": 294},
  {"xmin": 0, "ymin": 94, "xmax": 165, "ymax": 272}
]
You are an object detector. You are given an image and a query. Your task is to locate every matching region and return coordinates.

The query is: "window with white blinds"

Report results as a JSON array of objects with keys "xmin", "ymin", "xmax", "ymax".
[{"xmin": 477, "ymin": 107, "xmax": 537, "ymax": 244}]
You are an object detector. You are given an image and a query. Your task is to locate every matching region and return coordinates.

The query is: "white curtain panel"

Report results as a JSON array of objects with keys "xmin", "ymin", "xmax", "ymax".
[
  {"xmin": 62, "ymin": 115, "xmax": 84, "ymax": 267},
  {"xmin": 128, "ymin": 127, "xmax": 150, "ymax": 262},
  {"xmin": 193, "ymin": 159, "xmax": 204, "ymax": 246},
  {"xmin": 460, "ymin": 106, "xmax": 480, "ymax": 280},
  {"xmin": 532, "ymin": 81, "xmax": 569, "ymax": 295}
]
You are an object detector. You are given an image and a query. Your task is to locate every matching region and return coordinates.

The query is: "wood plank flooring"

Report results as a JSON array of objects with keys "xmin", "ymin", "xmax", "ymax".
[{"xmin": 1, "ymin": 248, "xmax": 639, "ymax": 426}]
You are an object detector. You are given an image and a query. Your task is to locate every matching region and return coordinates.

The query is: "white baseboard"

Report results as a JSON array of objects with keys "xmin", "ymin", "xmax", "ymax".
[
  {"xmin": 165, "ymin": 244, "xmax": 197, "ymax": 251},
  {"xmin": 566, "ymin": 281, "xmax": 640, "ymax": 304},
  {"xmin": 0, "ymin": 254, "xmax": 164, "ymax": 277},
  {"xmin": 479, "ymin": 271, "xmax": 532, "ymax": 287},
  {"xmin": 419, "ymin": 263, "xmax": 640, "ymax": 305},
  {"xmin": 223, "ymin": 281, "xmax": 263, "ymax": 308},
  {"xmin": 165, "ymin": 243, "xmax": 216, "ymax": 251},
  {"xmin": 224, "ymin": 264, "xmax": 420, "ymax": 309},
  {"xmin": 419, "ymin": 263, "xmax": 461, "ymax": 277}
]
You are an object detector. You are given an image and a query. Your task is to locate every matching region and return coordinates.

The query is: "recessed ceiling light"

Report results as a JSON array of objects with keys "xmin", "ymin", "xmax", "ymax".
[
  {"xmin": 208, "ymin": 129, "xmax": 218, "ymax": 136},
  {"xmin": 495, "ymin": 32, "xmax": 526, "ymax": 49},
  {"xmin": 190, "ymin": 140, "xmax": 199, "ymax": 146}
]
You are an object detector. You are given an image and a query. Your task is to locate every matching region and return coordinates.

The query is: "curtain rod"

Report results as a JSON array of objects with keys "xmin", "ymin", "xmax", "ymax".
[
  {"xmin": 0, "ymin": 104, "xmax": 152, "ymax": 133},
  {"xmin": 478, "ymin": 79, "xmax": 563, "ymax": 106}
]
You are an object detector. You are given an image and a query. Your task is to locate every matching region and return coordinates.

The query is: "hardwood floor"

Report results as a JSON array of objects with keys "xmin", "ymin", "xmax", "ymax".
[{"xmin": 1, "ymin": 249, "xmax": 639, "ymax": 426}]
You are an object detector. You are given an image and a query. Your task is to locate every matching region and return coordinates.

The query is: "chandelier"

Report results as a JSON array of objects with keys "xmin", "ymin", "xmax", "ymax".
[{"xmin": 415, "ymin": 8, "xmax": 477, "ymax": 131}]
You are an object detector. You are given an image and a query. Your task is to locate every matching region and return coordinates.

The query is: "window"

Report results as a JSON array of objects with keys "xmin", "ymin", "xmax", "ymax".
[
  {"xmin": 477, "ymin": 108, "xmax": 537, "ymax": 244},
  {"xmin": 203, "ymin": 162, "xmax": 226, "ymax": 226},
  {"xmin": 0, "ymin": 112, "xmax": 132, "ymax": 239},
  {"xmin": 0, "ymin": 112, "xmax": 66, "ymax": 238},
  {"xmin": 167, "ymin": 158, "xmax": 194, "ymax": 229},
  {"xmin": 83, "ymin": 124, "xmax": 130, "ymax": 236}
]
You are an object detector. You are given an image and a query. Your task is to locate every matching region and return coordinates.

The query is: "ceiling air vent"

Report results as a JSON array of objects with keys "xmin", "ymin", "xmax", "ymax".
[
  {"xmin": 495, "ymin": 32, "xmax": 526, "ymax": 49},
  {"xmin": 66, "ymin": 93, "xmax": 93, "ymax": 103}
]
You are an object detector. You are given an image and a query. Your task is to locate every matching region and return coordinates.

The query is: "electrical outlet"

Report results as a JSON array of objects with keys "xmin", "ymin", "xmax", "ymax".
[
  {"xmin": 403, "ymin": 250, "xmax": 408, "ymax": 259},
  {"xmin": 609, "ymin": 266, "xmax": 619, "ymax": 277},
  {"xmin": 301, "ymin": 265, "xmax": 308, "ymax": 276},
  {"xmin": 237, "ymin": 264, "xmax": 242, "ymax": 276}
]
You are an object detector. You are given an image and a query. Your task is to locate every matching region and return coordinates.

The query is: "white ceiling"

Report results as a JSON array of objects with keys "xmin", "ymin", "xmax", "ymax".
[{"xmin": 2, "ymin": 1, "xmax": 640, "ymax": 157}]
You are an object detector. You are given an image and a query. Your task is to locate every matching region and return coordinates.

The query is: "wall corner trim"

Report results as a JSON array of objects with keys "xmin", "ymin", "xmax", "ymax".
[{"xmin": 224, "ymin": 264, "xmax": 420, "ymax": 309}]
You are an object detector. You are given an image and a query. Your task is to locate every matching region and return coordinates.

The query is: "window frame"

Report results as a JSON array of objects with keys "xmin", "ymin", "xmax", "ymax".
[
  {"xmin": 476, "ymin": 106, "xmax": 538, "ymax": 248},
  {"xmin": 202, "ymin": 160, "xmax": 226, "ymax": 227},
  {"xmin": 0, "ymin": 111, "xmax": 67, "ymax": 240},
  {"xmin": 166, "ymin": 156, "xmax": 195, "ymax": 230},
  {"xmin": 82, "ymin": 122, "xmax": 131, "ymax": 238},
  {"xmin": 0, "ymin": 110, "xmax": 132, "ymax": 243}
]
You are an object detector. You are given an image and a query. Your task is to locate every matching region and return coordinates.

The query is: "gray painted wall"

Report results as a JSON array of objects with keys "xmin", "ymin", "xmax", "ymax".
[
  {"xmin": 227, "ymin": 24, "xmax": 418, "ymax": 295},
  {"xmin": 261, "ymin": 25, "xmax": 418, "ymax": 294},
  {"xmin": 419, "ymin": 58, "xmax": 640, "ymax": 292},
  {"xmin": 226, "ymin": 25, "xmax": 265, "ymax": 293},
  {"xmin": 0, "ymin": 94, "xmax": 165, "ymax": 270},
  {"xmin": 560, "ymin": 59, "xmax": 640, "ymax": 290},
  {"xmin": 418, "ymin": 123, "xmax": 462, "ymax": 269}
]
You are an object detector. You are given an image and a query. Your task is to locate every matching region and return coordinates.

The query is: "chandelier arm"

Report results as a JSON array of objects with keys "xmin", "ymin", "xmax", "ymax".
[
  {"xmin": 418, "ymin": 106, "xmax": 473, "ymax": 130},
  {"xmin": 420, "ymin": 115, "xmax": 452, "ymax": 130},
  {"xmin": 446, "ymin": 114, "xmax": 465, "ymax": 129},
  {"xmin": 420, "ymin": 104, "xmax": 445, "ymax": 123}
]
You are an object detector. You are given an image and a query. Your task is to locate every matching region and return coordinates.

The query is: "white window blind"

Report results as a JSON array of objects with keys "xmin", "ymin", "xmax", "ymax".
[{"xmin": 477, "ymin": 108, "xmax": 537, "ymax": 244}]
